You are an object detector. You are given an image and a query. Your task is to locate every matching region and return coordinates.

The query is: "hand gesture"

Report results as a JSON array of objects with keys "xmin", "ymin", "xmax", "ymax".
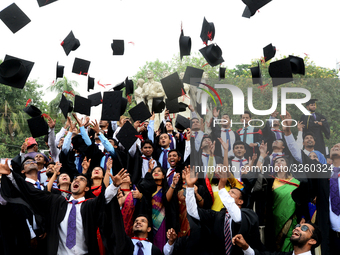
[
  {"xmin": 209, "ymin": 141, "xmax": 216, "ymax": 155},
  {"xmin": 166, "ymin": 228, "xmax": 178, "ymax": 245},
  {"xmin": 81, "ymin": 157, "xmax": 91, "ymax": 173},
  {"xmin": 132, "ymin": 187, "xmax": 143, "ymax": 199},
  {"xmin": 0, "ymin": 159, "xmax": 11, "ymax": 175},
  {"xmin": 213, "ymin": 107, "xmax": 220, "ymax": 118},
  {"xmin": 150, "ymin": 112, "xmax": 155, "ymax": 121},
  {"xmin": 54, "ymin": 162, "xmax": 62, "ymax": 175},
  {"xmin": 68, "ymin": 116, "xmax": 76, "ymax": 131},
  {"xmin": 109, "ymin": 168, "xmax": 129, "ymax": 187},
  {"xmin": 188, "ymin": 105, "xmax": 194, "ymax": 112},
  {"xmin": 281, "ymin": 111, "xmax": 292, "ymax": 130},
  {"xmin": 148, "ymin": 159, "xmax": 155, "ymax": 171},
  {"xmin": 117, "ymin": 190, "xmax": 128, "ymax": 207},
  {"xmin": 72, "ymin": 113, "xmax": 84, "ymax": 127},
  {"xmin": 91, "ymin": 120, "xmax": 101, "ymax": 134},
  {"xmin": 106, "ymin": 157, "xmax": 113, "ymax": 171},
  {"xmin": 271, "ymin": 110, "xmax": 279, "ymax": 118},
  {"xmin": 186, "ymin": 128, "xmax": 191, "ymax": 141},
  {"xmin": 232, "ymin": 234, "xmax": 249, "ymax": 250},
  {"xmin": 297, "ymin": 121, "xmax": 305, "ymax": 132},
  {"xmin": 64, "ymin": 117, "xmax": 71, "ymax": 129},
  {"xmin": 47, "ymin": 116, "xmax": 56, "ymax": 129},
  {"xmin": 172, "ymin": 173, "xmax": 180, "ymax": 186},
  {"xmin": 84, "ymin": 116, "xmax": 91, "ymax": 128},
  {"xmin": 259, "ymin": 140, "xmax": 268, "ymax": 157},
  {"xmin": 217, "ymin": 137, "xmax": 229, "ymax": 152},
  {"xmin": 184, "ymin": 165, "xmax": 198, "ymax": 188},
  {"xmin": 21, "ymin": 141, "xmax": 28, "ymax": 153}
]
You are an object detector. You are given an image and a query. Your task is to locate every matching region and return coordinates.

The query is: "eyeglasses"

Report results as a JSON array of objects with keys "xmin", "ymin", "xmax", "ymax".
[
  {"xmin": 295, "ymin": 224, "xmax": 312, "ymax": 234},
  {"xmin": 24, "ymin": 161, "xmax": 37, "ymax": 165}
]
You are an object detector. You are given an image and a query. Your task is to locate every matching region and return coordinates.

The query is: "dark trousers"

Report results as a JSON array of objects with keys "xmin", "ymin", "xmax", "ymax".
[{"xmin": 330, "ymin": 229, "xmax": 340, "ymax": 255}]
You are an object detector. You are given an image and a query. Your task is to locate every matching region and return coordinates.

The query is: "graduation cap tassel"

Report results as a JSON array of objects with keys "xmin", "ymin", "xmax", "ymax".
[
  {"xmin": 207, "ymin": 31, "xmax": 213, "ymax": 41},
  {"xmin": 127, "ymin": 95, "xmax": 132, "ymax": 103},
  {"xmin": 63, "ymin": 91, "xmax": 75, "ymax": 97},
  {"xmin": 41, "ymin": 113, "xmax": 50, "ymax": 119},
  {"xmin": 25, "ymin": 99, "xmax": 31, "ymax": 107}
]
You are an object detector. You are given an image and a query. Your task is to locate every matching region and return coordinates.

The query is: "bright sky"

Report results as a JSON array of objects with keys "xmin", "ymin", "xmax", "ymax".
[{"xmin": 1, "ymin": 0, "xmax": 339, "ymax": 118}]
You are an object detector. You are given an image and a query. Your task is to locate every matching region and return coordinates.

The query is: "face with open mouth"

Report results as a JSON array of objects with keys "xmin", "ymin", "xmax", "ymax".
[
  {"xmin": 71, "ymin": 175, "xmax": 88, "ymax": 194},
  {"xmin": 59, "ymin": 173, "xmax": 71, "ymax": 185},
  {"xmin": 159, "ymin": 134, "xmax": 171, "ymax": 148},
  {"xmin": 91, "ymin": 167, "xmax": 104, "ymax": 179},
  {"xmin": 290, "ymin": 223, "xmax": 314, "ymax": 247},
  {"xmin": 168, "ymin": 151, "xmax": 180, "ymax": 167},
  {"xmin": 330, "ymin": 143, "xmax": 340, "ymax": 160}
]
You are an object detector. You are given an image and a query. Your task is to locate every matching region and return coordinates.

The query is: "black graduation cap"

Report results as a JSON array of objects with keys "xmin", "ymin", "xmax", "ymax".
[
  {"xmin": 182, "ymin": 66, "xmax": 204, "ymax": 86},
  {"xmin": 128, "ymin": 102, "xmax": 151, "ymax": 122},
  {"xmin": 59, "ymin": 94, "xmax": 73, "ymax": 118},
  {"xmin": 72, "ymin": 58, "xmax": 90, "ymax": 76},
  {"xmin": 61, "ymin": 31, "xmax": 80, "ymax": 56},
  {"xmin": 27, "ymin": 116, "xmax": 49, "ymax": 138},
  {"xmin": 219, "ymin": 67, "xmax": 226, "ymax": 80},
  {"xmin": 23, "ymin": 105, "xmax": 41, "ymax": 118},
  {"xmin": 101, "ymin": 91, "xmax": 122, "ymax": 121},
  {"xmin": 250, "ymin": 62, "xmax": 262, "ymax": 85},
  {"xmin": 199, "ymin": 44, "xmax": 224, "ymax": 67},
  {"xmin": 268, "ymin": 58, "xmax": 293, "ymax": 87},
  {"xmin": 111, "ymin": 40, "xmax": 124, "ymax": 55},
  {"xmin": 0, "ymin": 3, "xmax": 31, "ymax": 33},
  {"xmin": 121, "ymin": 97, "xmax": 128, "ymax": 116},
  {"xmin": 175, "ymin": 114, "xmax": 190, "ymax": 130},
  {"xmin": 74, "ymin": 95, "xmax": 91, "ymax": 116},
  {"xmin": 152, "ymin": 97, "xmax": 165, "ymax": 113},
  {"xmin": 87, "ymin": 76, "xmax": 95, "ymax": 92},
  {"xmin": 116, "ymin": 121, "xmax": 138, "ymax": 150},
  {"xmin": 179, "ymin": 29, "xmax": 191, "ymax": 60},
  {"xmin": 113, "ymin": 81, "xmax": 125, "ymax": 91},
  {"xmin": 242, "ymin": 6, "xmax": 252, "ymax": 18},
  {"xmin": 125, "ymin": 77, "xmax": 134, "ymax": 96},
  {"xmin": 200, "ymin": 17, "xmax": 215, "ymax": 44},
  {"xmin": 0, "ymin": 55, "xmax": 34, "ymax": 89},
  {"xmin": 37, "ymin": 0, "xmax": 59, "ymax": 7},
  {"xmin": 56, "ymin": 62, "xmax": 64, "ymax": 81},
  {"xmin": 160, "ymin": 72, "xmax": 184, "ymax": 101},
  {"xmin": 88, "ymin": 92, "xmax": 102, "ymax": 107},
  {"xmin": 178, "ymin": 102, "xmax": 188, "ymax": 112},
  {"xmin": 289, "ymin": 55, "xmax": 305, "ymax": 75},
  {"xmin": 263, "ymin": 43, "xmax": 276, "ymax": 62},
  {"xmin": 242, "ymin": 0, "xmax": 272, "ymax": 18},
  {"xmin": 166, "ymin": 98, "xmax": 180, "ymax": 113},
  {"xmin": 305, "ymin": 99, "xmax": 318, "ymax": 106}
]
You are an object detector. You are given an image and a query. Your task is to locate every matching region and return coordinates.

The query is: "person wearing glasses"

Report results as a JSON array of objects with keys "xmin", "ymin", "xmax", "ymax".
[{"xmin": 232, "ymin": 222, "xmax": 321, "ymax": 255}]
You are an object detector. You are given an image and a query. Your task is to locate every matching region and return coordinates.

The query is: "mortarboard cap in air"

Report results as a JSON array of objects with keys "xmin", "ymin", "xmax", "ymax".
[
  {"xmin": 125, "ymin": 77, "xmax": 134, "ymax": 96},
  {"xmin": 268, "ymin": 58, "xmax": 293, "ymax": 86},
  {"xmin": 263, "ymin": 43, "xmax": 276, "ymax": 62},
  {"xmin": 116, "ymin": 121, "xmax": 138, "ymax": 150},
  {"xmin": 74, "ymin": 95, "xmax": 91, "ymax": 116},
  {"xmin": 72, "ymin": 58, "xmax": 90, "ymax": 76},
  {"xmin": 0, "ymin": 55, "xmax": 34, "ymax": 89},
  {"xmin": 199, "ymin": 44, "xmax": 224, "ymax": 67},
  {"xmin": 152, "ymin": 97, "xmax": 165, "ymax": 113},
  {"xmin": 87, "ymin": 76, "xmax": 95, "ymax": 92},
  {"xmin": 56, "ymin": 62, "xmax": 64, "ymax": 81},
  {"xmin": 175, "ymin": 114, "xmax": 190, "ymax": 130},
  {"xmin": 182, "ymin": 66, "xmax": 204, "ymax": 86},
  {"xmin": 121, "ymin": 97, "xmax": 128, "ymax": 116},
  {"xmin": 289, "ymin": 55, "xmax": 305, "ymax": 75},
  {"xmin": 166, "ymin": 98, "xmax": 180, "ymax": 114},
  {"xmin": 27, "ymin": 116, "xmax": 49, "ymax": 138},
  {"xmin": 250, "ymin": 62, "xmax": 262, "ymax": 85},
  {"xmin": 88, "ymin": 92, "xmax": 102, "ymax": 107},
  {"xmin": 219, "ymin": 67, "xmax": 226, "ymax": 80},
  {"xmin": 242, "ymin": 0, "xmax": 272, "ymax": 18},
  {"xmin": 113, "ymin": 81, "xmax": 125, "ymax": 91},
  {"xmin": 37, "ymin": 0, "xmax": 59, "ymax": 7},
  {"xmin": 179, "ymin": 29, "xmax": 191, "ymax": 60},
  {"xmin": 101, "ymin": 91, "xmax": 122, "ymax": 121},
  {"xmin": 0, "ymin": 3, "xmax": 31, "ymax": 33},
  {"xmin": 111, "ymin": 40, "xmax": 124, "ymax": 55},
  {"xmin": 61, "ymin": 31, "xmax": 80, "ymax": 56},
  {"xmin": 129, "ymin": 102, "xmax": 151, "ymax": 122},
  {"xmin": 200, "ymin": 17, "xmax": 215, "ymax": 44},
  {"xmin": 59, "ymin": 94, "xmax": 73, "ymax": 118},
  {"xmin": 160, "ymin": 72, "xmax": 184, "ymax": 101},
  {"xmin": 23, "ymin": 105, "xmax": 42, "ymax": 118}
]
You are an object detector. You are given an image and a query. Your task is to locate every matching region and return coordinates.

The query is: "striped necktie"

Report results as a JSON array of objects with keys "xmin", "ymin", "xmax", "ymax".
[{"xmin": 224, "ymin": 212, "xmax": 232, "ymax": 255}]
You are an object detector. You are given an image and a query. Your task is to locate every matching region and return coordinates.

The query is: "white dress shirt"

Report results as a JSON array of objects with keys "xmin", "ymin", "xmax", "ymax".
[
  {"xmin": 141, "ymin": 155, "xmax": 156, "ymax": 178},
  {"xmin": 132, "ymin": 239, "xmax": 152, "ymax": 255},
  {"xmin": 231, "ymin": 157, "xmax": 248, "ymax": 181},
  {"xmin": 220, "ymin": 128, "xmax": 236, "ymax": 157},
  {"xmin": 243, "ymin": 246, "xmax": 311, "ymax": 255}
]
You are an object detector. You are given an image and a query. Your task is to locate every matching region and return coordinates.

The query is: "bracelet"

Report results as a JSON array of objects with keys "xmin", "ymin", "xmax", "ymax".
[
  {"xmin": 171, "ymin": 185, "xmax": 176, "ymax": 189},
  {"xmin": 258, "ymin": 156, "xmax": 264, "ymax": 163},
  {"xmin": 197, "ymin": 197, "xmax": 203, "ymax": 202}
]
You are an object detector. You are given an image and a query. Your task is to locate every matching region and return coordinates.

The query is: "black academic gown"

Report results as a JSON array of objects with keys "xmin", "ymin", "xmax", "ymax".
[
  {"xmin": 237, "ymin": 127, "xmax": 263, "ymax": 160},
  {"xmin": 197, "ymin": 207, "xmax": 264, "ymax": 255},
  {"xmin": 1, "ymin": 172, "xmax": 108, "ymax": 255},
  {"xmin": 210, "ymin": 124, "xmax": 240, "ymax": 158},
  {"xmin": 261, "ymin": 121, "xmax": 289, "ymax": 156},
  {"xmin": 253, "ymin": 250, "xmax": 293, "ymax": 255},
  {"xmin": 300, "ymin": 112, "xmax": 330, "ymax": 156}
]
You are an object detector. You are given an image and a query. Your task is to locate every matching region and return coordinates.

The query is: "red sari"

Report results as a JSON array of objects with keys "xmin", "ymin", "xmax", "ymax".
[
  {"xmin": 121, "ymin": 192, "xmax": 135, "ymax": 237},
  {"xmin": 91, "ymin": 185, "xmax": 105, "ymax": 255}
]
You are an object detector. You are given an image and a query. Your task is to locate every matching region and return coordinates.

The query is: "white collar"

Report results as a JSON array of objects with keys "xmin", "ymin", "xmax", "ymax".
[
  {"xmin": 69, "ymin": 196, "xmax": 85, "ymax": 202},
  {"xmin": 25, "ymin": 177, "xmax": 38, "ymax": 184},
  {"xmin": 292, "ymin": 250, "xmax": 312, "ymax": 255}
]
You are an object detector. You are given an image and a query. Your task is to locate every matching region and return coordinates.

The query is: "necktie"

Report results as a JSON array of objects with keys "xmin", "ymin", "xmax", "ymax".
[
  {"xmin": 224, "ymin": 212, "xmax": 232, "ymax": 255},
  {"xmin": 275, "ymin": 131, "xmax": 281, "ymax": 140},
  {"xmin": 167, "ymin": 169, "xmax": 175, "ymax": 186},
  {"xmin": 271, "ymin": 153, "xmax": 278, "ymax": 167},
  {"xmin": 225, "ymin": 129, "xmax": 231, "ymax": 152},
  {"xmin": 103, "ymin": 153, "xmax": 110, "ymax": 170},
  {"xmin": 35, "ymin": 181, "xmax": 41, "ymax": 190},
  {"xmin": 169, "ymin": 134, "xmax": 174, "ymax": 150},
  {"xmin": 162, "ymin": 149, "xmax": 169, "ymax": 169},
  {"xmin": 137, "ymin": 241, "xmax": 144, "ymax": 255},
  {"xmin": 312, "ymin": 113, "xmax": 316, "ymax": 120},
  {"xmin": 330, "ymin": 167, "xmax": 340, "ymax": 216},
  {"xmin": 37, "ymin": 171, "xmax": 41, "ymax": 182},
  {"xmin": 195, "ymin": 131, "xmax": 198, "ymax": 138},
  {"xmin": 66, "ymin": 200, "xmax": 78, "ymax": 249},
  {"xmin": 243, "ymin": 128, "xmax": 248, "ymax": 143}
]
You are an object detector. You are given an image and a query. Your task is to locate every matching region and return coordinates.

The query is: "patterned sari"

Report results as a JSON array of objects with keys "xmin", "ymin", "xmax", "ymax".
[
  {"xmin": 121, "ymin": 192, "xmax": 135, "ymax": 238},
  {"xmin": 152, "ymin": 188, "xmax": 166, "ymax": 251},
  {"xmin": 272, "ymin": 178, "xmax": 300, "ymax": 252}
]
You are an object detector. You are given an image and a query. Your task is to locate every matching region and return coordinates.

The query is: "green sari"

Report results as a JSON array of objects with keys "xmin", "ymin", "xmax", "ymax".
[{"xmin": 272, "ymin": 178, "xmax": 300, "ymax": 252}]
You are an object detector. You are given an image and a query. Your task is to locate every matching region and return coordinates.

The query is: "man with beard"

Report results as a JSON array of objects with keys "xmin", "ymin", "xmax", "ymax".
[
  {"xmin": 34, "ymin": 152, "xmax": 49, "ymax": 184},
  {"xmin": 232, "ymin": 222, "xmax": 321, "ymax": 255}
]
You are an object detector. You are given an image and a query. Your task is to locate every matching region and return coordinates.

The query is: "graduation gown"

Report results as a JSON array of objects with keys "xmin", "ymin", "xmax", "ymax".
[
  {"xmin": 1, "ymin": 172, "xmax": 108, "ymax": 255},
  {"xmin": 197, "ymin": 207, "xmax": 264, "ymax": 255},
  {"xmin": 210, "ymin": 124, "xmax": 240, "ymax": 158},
  {"xmin": 300, "ymin": 112, "xmax": 330, "ymax": 156}
]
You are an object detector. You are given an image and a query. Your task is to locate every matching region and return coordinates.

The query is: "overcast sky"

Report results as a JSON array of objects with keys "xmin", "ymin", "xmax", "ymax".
[{"xmin": 1, "ymin": 0, "xmax": 339, "ymax": 118}]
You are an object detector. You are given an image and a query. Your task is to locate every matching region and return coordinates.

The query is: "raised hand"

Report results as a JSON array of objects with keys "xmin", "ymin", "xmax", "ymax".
[
  {"xmin": 184, "ymin": 165, "xmax": 198, "ymax": 188},
  {"xmin": 297, "ymin": 121, "xmax": 305, "ymax": 131},
  {"xmin": 172, "ymin": 173, "xmax": 180, "ymax": 186},
  {"xmin": 81, "ymin": 157, "xmax": 91, "ymax": 174},
  {"xmin": 47, "ymin": 116, "xmax": 56, "ymax": 129},
  {"xmin": 110, "ymin": 168, "xmax": 129, "ymax": 187},
  {"xmin": 213, "ymin": 107, "xmax": 220, "ymax": 118},
  {"xmin": 150, "ymin": 112, "xmax": 155, "ymax": 121},
  {"xmin": 91, "ymin": 120, "xmax": 101, "ymax": 134},
  {"xmin": 106, "ymin": 157, "xmax": 113, "ymax": 171},
  {"xmin": 132, "ymin": 187, "xmax": 143, "ymax": 199},
  {"xmin": 217, "ymin": 137, "xmax": 229, "ymax": 152},
  {"xmin": 148, "ymin": 159, "xmax": 155, "ymax": 171},
  {"xmin": 72, "ymin": 113, "xmax": 84, "ymax": 127},
  {"xmin": 0, "ymin": 159, "xmax": 11, "ymax": 175},
  {"xmin": 166, "ymin": 228, "xmax": 178, "ymax": 245}
]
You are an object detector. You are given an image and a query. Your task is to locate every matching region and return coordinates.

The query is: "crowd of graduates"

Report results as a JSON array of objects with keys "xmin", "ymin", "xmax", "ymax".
[{"xmin": 0, "ymin": 97, "xmax": 339, "ymax": 255}]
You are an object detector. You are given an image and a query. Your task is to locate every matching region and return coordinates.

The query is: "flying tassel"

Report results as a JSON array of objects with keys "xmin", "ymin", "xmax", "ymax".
[
  {"xmin": 42, "ymin": 113, "xmax": 51, "ymax": 119},
  {"xmin": 63, "ymin": 91, "xmax": 75, "ymax": 96},
  {"xmin": 198, "ymin": 82, "xmax": 223, "ymax": 106},
  {"xmin": 97, "ymin": 80, "xmax": 111, "ymax": 88},
  {"xmin": 127, "ymin": 95, "xmax": 132, "ymax": 103},
  {"xmin": 25, "ymin": 99, "xmax": 31, "ymax": 107}
]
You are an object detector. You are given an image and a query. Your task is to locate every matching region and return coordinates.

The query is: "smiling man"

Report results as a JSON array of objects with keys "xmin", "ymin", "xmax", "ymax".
[
  {"xmin": 0, "ymin": 161, "xmax": 128, "ymax": 255},
  {"xmin": 232, "ymin": 222, "xmax": 321, "ymax": 255}
]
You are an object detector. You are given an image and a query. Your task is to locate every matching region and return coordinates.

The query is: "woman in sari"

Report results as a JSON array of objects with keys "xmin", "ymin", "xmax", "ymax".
[{"xmin": 137, "ymin": 159, "xmax": 180, "ymax": 251}]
